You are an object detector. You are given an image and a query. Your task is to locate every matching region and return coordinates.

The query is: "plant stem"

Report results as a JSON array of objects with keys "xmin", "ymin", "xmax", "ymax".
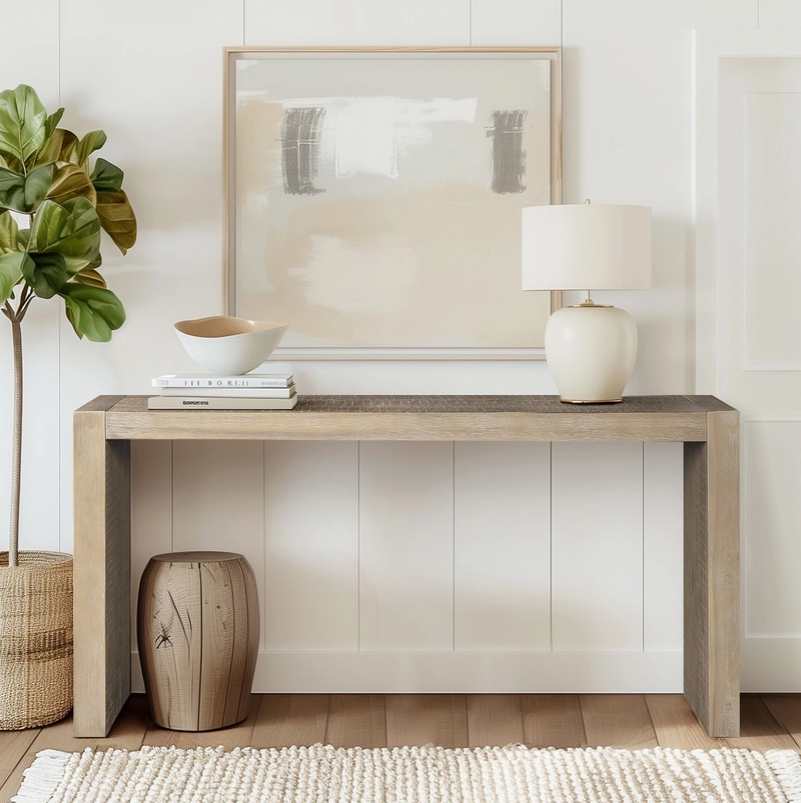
[{"xmin": 8, "ymin": 311, "xmax": 22, "ymax": 567}]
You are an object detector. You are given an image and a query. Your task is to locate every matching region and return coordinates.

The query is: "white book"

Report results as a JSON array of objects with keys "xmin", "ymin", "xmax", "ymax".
[
  {"xmin": 148, "ymin": 394, "xmax": 298, "ymax": 411},
  {"xmin": 160, "ymin": 384, "xmax": 296, "ymax": 399},
  {"xmin": 152, "ymin": 373, "xmax": 294, "ymax": 389}
]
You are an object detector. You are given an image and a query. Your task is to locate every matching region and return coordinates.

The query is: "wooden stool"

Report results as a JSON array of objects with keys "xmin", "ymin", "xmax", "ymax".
[{"xmin": 137, "ymin": 551, "xmax": 259, "ymax": 731}]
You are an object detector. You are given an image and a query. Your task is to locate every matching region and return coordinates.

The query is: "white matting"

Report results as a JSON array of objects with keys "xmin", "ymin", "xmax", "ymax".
[{"xmin": 11, "ymin": 744, "xmax": 801, "ymax": 803}]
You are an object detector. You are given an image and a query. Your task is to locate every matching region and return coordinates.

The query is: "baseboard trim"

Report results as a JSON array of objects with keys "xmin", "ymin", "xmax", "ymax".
[{"xmin": 131, "ymin": 650, "xmax": 682, "ymax": 694}]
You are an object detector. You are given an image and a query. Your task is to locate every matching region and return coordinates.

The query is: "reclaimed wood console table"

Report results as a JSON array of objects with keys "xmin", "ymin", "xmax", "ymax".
[{"xmin": 74, "ymin": 394, "xmax": 739, "ymax": 738}]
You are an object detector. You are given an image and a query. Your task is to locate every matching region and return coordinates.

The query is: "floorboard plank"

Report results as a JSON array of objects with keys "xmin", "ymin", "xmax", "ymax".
[
  {"xmin": 722, "ymin": 695, "xmax": 799, "ymax": 752},
  {"xmin": 762, "ymin": 695, "xmax": 801, "ymax": 751},
  {"xmin": 580, "ymin": 695, "xmax": 658, "ymax": 749},
  {"xmin": 143, "ymin": 694, "xmax": 258, "ymax": 749},
  {"xmin": 0, "ymin": 729, "xmax": 39, "ymax": 790},
  {"xmin": 645, "ymin": 695, "xmax": 721, "ymax": 750},
  {"xmin": 521, "ymin": 694, "xmax": 586, "ymax": 748},
  {"xmin": 466, "ymin": 695, "xmax": 524, "ymax": 747},
  {"xmin": 326, "ymin": 694, "xmax": 386, "ymax": 748},
  {"xmin": 385, "ymin": 694, "xmax": 468, "ymax": 748},
  {"xmin": 251, "ymin": 694, "xmax": 329, "ymax": 748}
]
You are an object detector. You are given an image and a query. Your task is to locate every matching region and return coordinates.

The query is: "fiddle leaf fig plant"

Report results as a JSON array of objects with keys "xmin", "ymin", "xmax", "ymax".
[{"xmin": 0, "ymin": 84, "xmax": 136, "ymax": 567}]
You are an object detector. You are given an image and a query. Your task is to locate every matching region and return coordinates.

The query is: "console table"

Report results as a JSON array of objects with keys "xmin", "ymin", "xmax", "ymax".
[{"xmin": 73, "ymin": 394, "xmax": 739, "ymax": 738}]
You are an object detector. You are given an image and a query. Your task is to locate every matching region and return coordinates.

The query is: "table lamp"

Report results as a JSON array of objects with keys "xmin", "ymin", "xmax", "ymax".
[{"xmin": 521, "ymin": 201, "xmax": 652, "ymax": 403}]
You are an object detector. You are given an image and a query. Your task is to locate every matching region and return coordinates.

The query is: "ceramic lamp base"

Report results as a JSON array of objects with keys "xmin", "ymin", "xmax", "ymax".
[{"xmin": 544, "ymin": 304, "xmax": 638, "ymax": 404}]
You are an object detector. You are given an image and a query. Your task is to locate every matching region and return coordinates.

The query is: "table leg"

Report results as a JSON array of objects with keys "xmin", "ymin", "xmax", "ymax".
[
  {"xmin": 73, "ymin": 400, "xmax": 131, "ymax": 737},
  {"xmin": 684, "ymin": 409, "xmax": 740, "ymax": 737}
]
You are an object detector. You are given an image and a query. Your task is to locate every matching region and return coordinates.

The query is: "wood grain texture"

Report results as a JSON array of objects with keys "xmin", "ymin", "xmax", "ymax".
[
  {"xmin": 722, "ymin": 695, "xmax": 799, "ymax": 752},
  {"xmin": 521, "ymin": 694, "xmax": 586, "ymax": 748},
  {"xmin": 466, "ymin": 695, "xmax": 524, "ymax": 747},
  {"xmin": 73, "ymin": 401, "xmax": 131, "ymax": 738},
  {"xmin": 137, "ymin": 554, "xmax": 258, "ymax": 731},
  {"xmin": 645, "ymin": 694, "xmax": 722, "ymax": 750},
  {"xmin": 385, "ymin": 694, "xmax": 468, "ymax": 748},
  {"xmin": 251, "ymin": 694, "xmax": 329, "ymax": 748},
  {"xmin": 0, "ymin": 729, "xmax": 39, "ymax": 789},
  {"xmin": 684, "ymin": 409, "xmax": 740, "ymax": 737},
  {"xmin": 761, "ymin": 695, "xmax": 801, "ymax": 750},
  {"xmin": 105, "ymin": 395, "xmax": 709, "ymax": 442},
  {"xmin": 580, "ymin": 695, "xmax": 658, "ymax": 749},
  {"xmin": 326, "ymin": 694, "xmax": 386, "ymax": 748}
]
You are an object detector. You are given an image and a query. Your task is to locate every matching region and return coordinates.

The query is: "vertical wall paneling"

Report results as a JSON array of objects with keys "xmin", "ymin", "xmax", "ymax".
[
  {"xmin": 551, "ymin": 442, "xmax": 644, "ymax": 651},
  {"xmin": 744, "ymin": 421, "xmax": 801, "ymax": 636},
  {"xmin": 172, "ymin": 441, "xmax": 266, "ymax": 645},
  {"xmin": 561, "ymin": 0, "xmax": 756, "ymax": 395},
  {"xmin": 454, "ymin": 442, "xmax": 551, "ymax": 651},
  {"xmin": 359, "ymin": 442, "xmax": 454, "ymax": 651},
  {"xmin": 263, "ymin": 441, "xmax": 359, "ymax": 650},
  {"xmin": 643, "ymin": 442, "xmax": 683, "ymax": 652},
  {"xmin": 0, "ymin": 1, "xmax": 61, "ymax": 555},
  {"xmin": 470, "ymin": 0, "xmax": 561, "ymax": 46},
  {"xmin": 129, "ymin": 441, "xmax": 173, "ymax": 659},
  {"xmin": 58, "ymin": 0, "xmax": 244, "ymax": 553},
  {"xmin": 244, "ymin": 0, "xmax": 469, "ymax": 46}
]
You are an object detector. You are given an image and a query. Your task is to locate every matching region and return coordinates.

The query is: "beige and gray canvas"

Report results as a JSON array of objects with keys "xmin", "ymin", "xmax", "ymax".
[{"xmin": 234, "ymin": 55, "xmax": 553, "ymax": 351}]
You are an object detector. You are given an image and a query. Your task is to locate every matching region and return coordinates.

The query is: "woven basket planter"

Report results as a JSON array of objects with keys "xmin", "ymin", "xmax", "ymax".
[{"xmin": 0, "ymin": 551, "xmax": 73, "ymax": 730}]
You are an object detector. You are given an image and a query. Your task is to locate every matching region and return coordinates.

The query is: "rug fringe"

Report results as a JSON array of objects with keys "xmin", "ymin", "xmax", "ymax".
[
  {"xmin": 10, "ymin": 749, "xmax": 70, "ymax": 803},
  {"xmin": 765, "ymin": 750, "xmax": 801, "ymax": 803}
]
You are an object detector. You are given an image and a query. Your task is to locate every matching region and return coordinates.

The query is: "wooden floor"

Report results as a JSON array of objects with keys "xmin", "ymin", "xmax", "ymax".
[{"xmin": 2, "ymin": 693, "xmax": 801, "ymax": 800}]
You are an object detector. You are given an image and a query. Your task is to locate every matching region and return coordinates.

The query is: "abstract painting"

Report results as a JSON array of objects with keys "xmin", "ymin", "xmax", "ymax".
[{"xmin": 226, "ymin": 48, "xmax": 561, "ymax": 359}]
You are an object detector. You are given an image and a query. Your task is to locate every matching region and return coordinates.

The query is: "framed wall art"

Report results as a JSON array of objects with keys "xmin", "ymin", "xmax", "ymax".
[{"xmin": 225, "ymin": 47, "xmax": 561, "ymax": 360}]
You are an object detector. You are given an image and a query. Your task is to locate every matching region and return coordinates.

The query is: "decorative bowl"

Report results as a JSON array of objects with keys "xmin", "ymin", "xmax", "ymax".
[{"xmin": 174, "ymin": 316, "xmax": 288, "ymax": 375}]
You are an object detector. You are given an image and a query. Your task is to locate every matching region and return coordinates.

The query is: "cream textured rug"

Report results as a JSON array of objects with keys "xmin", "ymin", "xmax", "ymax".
[{"xmin": 11, "ymin": 743, "xmax": 801, "ymax": 803}]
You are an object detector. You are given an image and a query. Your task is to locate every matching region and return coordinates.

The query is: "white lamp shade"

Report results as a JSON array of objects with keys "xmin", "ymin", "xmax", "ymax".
[{"xmin": 521, "ymin": 204, "xmax": 652, "ymax": 291}]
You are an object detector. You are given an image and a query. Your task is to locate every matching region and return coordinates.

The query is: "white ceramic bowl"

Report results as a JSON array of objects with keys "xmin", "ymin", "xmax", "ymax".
[{"xmin": 174, "ymin": 316, "xmax": 288, "ymax": 375}]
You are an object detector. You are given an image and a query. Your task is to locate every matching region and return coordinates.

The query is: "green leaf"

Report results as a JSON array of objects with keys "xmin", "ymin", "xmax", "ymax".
[
  {"xmin": 0, "ymin": 164, "xmax": 54, "ymax": 213},
  {"xmin": 59, "ymin": 282, "xmax": 125, "ymax": 341},
  {"xmin": 46, "ymin": 163, "xmax": 96, "ymax": 206},
  {"xmin": 0, "ymin": 85, "xmax": 48, "ymax": 164},
  {"xmin": 0, "ymin": 211, "xmax": 18, "ymax": 253},
  {"xmin": 33, "ymin": 197, "xmax": 101, "ymax": 272},
  {"xmin": 0, "ymin": 252, "xmax": 29, "ymax": 304},
  {"xmin": 16, "ymin": 228, "xmax": 30, "ymax": 249},
  {"xmin": 43, "ymin": 108, "xmax": 64, "ymax": 145},
  {"xmin": 75, "ymin": 130, "xmax": 106, "ymax": 169},
  {"xmin": 90, "ymin": 157, "xmax": 123, "ymax": 192},
  {"xmin": 96, "ymin": 189, "xmax": 136, "ymax": 253},
  {"xmin": 23, "ymin": 163, "xmax": 54, "ymax": 211},
  {"xmin": 23, "ymin": 252, "xmax": 68, "ymax": 298},
  {"xmin": 73, "ymin": 267, "xmax": 106, "ymax": 289},
  {"xmin": 0, "ymin": 168, "xmax": 24, "ymax": 212},
  {"xmin": 36, "ymin": 128, "xmax": 78, "ymax": 166}
]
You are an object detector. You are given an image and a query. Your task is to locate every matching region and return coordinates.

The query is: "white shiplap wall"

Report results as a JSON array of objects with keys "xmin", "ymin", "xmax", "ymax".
[{"xmin": 0, "ymin": 0, "xmax": 785, "ymax": 691}]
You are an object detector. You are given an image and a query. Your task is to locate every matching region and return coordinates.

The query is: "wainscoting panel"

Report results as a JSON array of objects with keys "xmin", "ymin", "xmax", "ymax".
[
  {"xmin": 263, "ymin": 441, "xmax": 359, "ymax": 651},
  {"xmin": 551, "ymin": 442, "xmax": 645, "ymax": 652},
  {"xmin": 643, "ymin": 442, "xmax": 683, "ymax": 652},
  {"xmin": 172, "ymin": 441, "xmax": 266, "ymax": 646},
  {"xmin": 359, "ymin": 442, "xmax": 455, "ymax": 651},
  {"xmin": 454, "ymin": 442, "xmax": 551, "ymax": 651}
]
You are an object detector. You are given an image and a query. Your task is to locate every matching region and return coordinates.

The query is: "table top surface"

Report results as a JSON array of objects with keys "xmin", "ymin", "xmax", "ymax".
[{"xmin": 91, "ymin": 394, "xmax": 734, "ymax": 415}]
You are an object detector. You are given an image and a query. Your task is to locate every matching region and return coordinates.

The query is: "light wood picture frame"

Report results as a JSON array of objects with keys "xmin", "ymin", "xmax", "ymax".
[{"xmin": 224, "ymin": 47, "xmax": 562, "ymax": 360}]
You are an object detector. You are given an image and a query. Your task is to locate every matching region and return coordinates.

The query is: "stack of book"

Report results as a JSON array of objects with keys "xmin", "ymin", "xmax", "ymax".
[{"xmin": 148, "ymin": 373, "xmax": 298, "ymax": 410}]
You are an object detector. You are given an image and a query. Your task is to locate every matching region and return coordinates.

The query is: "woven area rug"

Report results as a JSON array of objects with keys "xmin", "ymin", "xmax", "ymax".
[{"xmin": 11, "ymin": 743, "xmax": 801, "ymax": 803}]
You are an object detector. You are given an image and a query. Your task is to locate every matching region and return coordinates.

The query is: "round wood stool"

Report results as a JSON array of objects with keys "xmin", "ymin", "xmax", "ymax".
[{"xmin": 137, "ymin": 551, "xmax": 259, "ymax": 731}]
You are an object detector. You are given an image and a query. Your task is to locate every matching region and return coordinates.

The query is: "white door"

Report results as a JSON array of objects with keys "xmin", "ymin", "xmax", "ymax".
[{"xmin": 697, "ymin": 35, "xmax": 801, "ymax": 689}]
